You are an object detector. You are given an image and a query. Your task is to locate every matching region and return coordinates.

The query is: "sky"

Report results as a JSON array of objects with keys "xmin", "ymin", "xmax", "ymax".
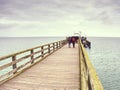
[{"xmin": 0, "ymin": 0, "xmax": 120, "ymax": 37}]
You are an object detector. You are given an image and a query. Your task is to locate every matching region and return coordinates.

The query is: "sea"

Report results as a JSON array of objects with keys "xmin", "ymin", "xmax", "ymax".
[{"xmin": 0, "ymin": 37, "xmax": 120, "ymax": 90}]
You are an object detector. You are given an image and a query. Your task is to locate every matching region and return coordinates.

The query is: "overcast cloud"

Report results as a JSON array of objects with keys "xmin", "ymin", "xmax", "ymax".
[{"xmin": 0, "ymin": 0, "xmax": 120, "ymax": 37}]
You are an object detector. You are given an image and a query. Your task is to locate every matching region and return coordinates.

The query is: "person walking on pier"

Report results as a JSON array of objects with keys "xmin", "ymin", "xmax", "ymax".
[{"xmin": 71, "ymin": 37, "xmax": 76, "ymax": 48}]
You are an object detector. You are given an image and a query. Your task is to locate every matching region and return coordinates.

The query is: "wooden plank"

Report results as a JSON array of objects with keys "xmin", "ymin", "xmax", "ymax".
[
  {"xmin": 0, "ymin": 44, "xmax": 80, "ymax": 89},
  {"xmin": 0, "ymin": 43, "xmax": 64, "ymax": 85}
]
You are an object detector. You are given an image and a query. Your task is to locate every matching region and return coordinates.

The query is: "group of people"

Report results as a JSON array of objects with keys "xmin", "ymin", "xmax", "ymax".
[
  {"xmin": 67, "ymin": 36, "xmax": 78, "ymax": 48},
  {"xmin": 81, "ymin": 36, "xmax": 91, "ymax": 48},
  {"xmin": 67, "ymin": 36, "xmax": 91, "ymax": 49}
]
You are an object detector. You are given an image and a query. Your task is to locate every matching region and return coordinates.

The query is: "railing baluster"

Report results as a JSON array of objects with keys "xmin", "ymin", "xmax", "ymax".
[
  {"xmin": 31, "ymin": 49, "xmax": 34, "ymax": 64},
  {"xmin": 53, "ymin": 43, "xmax": 55, "ymax": 51},
  {"xmin": 41, "ymin": 46, "xmax": 44, "ymax": 58},
  {"xmin": 48, "ymin": 45, "xmax": 50, "ymax": 54},
  {"xmin": 56, "ymin": 42, "xmax": 58, "ymax": 49},
  {"xmin": 59, "ymin": 41, "xmax": 61, "ymax": 48},
  {"xmin": 12, "ymin": 55, "xmax": 17, "ymax": 74}
]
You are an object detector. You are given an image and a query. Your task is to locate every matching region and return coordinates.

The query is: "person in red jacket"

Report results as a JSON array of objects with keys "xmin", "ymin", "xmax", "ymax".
[{"xmin": 71, "ymin": 37, "xmax": 76, "ymax": 48}]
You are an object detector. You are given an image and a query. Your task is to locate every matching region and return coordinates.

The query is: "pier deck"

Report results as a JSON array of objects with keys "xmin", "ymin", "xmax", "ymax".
[{"xmin": 0, "ymin": 44, "xmax": 80, "ymax": 90}]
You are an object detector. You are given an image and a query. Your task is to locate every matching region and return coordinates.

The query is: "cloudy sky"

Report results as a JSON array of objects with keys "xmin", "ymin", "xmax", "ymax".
[{"xmin": 0, "ymin": 0, "xmax": 120, "ymax": 37}]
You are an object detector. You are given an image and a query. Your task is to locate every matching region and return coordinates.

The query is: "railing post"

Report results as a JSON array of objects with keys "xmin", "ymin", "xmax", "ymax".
[
  {"xmin": 53, "ymin": 43, "xmax": 55, "ymax": 51},
  {"xmin": 59, "ymin": 41, "xmax": 61, "ymax": 48},
  {"xmin": 48, "ymin": 44, "xmax": 50, "ymax": 54},
  {"xmin": 12, "ymin": 55, "xmax": 17, "ymax": 74},
  {"xmin": 56, "ymin": 42, "xmax": 58, "ymax": 49},
  {"xmin": 61, "ymin": 41, "xmax": 63, "ymax": 46},
  {"xmin": 41, "ymin": 46, "xmax": 44, "ymax": 58},
  {"xmin": 31, "ymin": 49, "xmax": 34, "ymax": 64},
  {"xmin": 55, "ymin": 43, "xmax": 56, "ymax": 50}
]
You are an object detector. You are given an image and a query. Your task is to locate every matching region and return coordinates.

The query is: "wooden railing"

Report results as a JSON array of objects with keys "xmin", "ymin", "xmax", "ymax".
[
  {"xmin": 78, "ymin": 39, "xmax": 104, "ymax": 90},
  {"xmin": 0, "ymin": 39, "xmax": 67, "ymax": 85}
]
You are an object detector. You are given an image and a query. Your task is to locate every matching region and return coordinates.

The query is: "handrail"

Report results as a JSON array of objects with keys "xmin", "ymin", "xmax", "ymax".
[
  {"xmin": 0, "ymin": 39, "xmax": 67, "ymax": 85},
  {"xmin": 78, "ymin": 39, "xmax": 104, "ymax": 90}
]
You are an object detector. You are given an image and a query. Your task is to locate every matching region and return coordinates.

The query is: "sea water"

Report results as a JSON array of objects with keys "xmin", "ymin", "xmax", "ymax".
[
  {"xmin": 0, "ymin": 37, "xmax": 65, "ymax": 56},
  {"xmin": 87, "ymin": 37, "xmax": 120, "ymax": 90},
  {"xmin": 0, "ymin": 37, "xmax": 120, "ymax": 90}
]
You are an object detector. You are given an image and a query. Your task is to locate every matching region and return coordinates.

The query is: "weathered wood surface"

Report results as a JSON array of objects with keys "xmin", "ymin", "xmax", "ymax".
[
  {"xmin": 0, "ymin": 40, "xmax": 66, "ymax": 82},
  {"xmin": 0, "ymin": 44, "xmax": 80, "ymax": 90},
  {"xmin": 79, "ymin": 41, "xmax": 104, "ymax": 90}
]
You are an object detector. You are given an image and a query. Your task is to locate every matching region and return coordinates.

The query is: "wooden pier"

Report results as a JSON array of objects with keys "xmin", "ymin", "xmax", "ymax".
[{"xmin": 0, "ymin": 39, "xmax": 104, "ymax": 90}]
